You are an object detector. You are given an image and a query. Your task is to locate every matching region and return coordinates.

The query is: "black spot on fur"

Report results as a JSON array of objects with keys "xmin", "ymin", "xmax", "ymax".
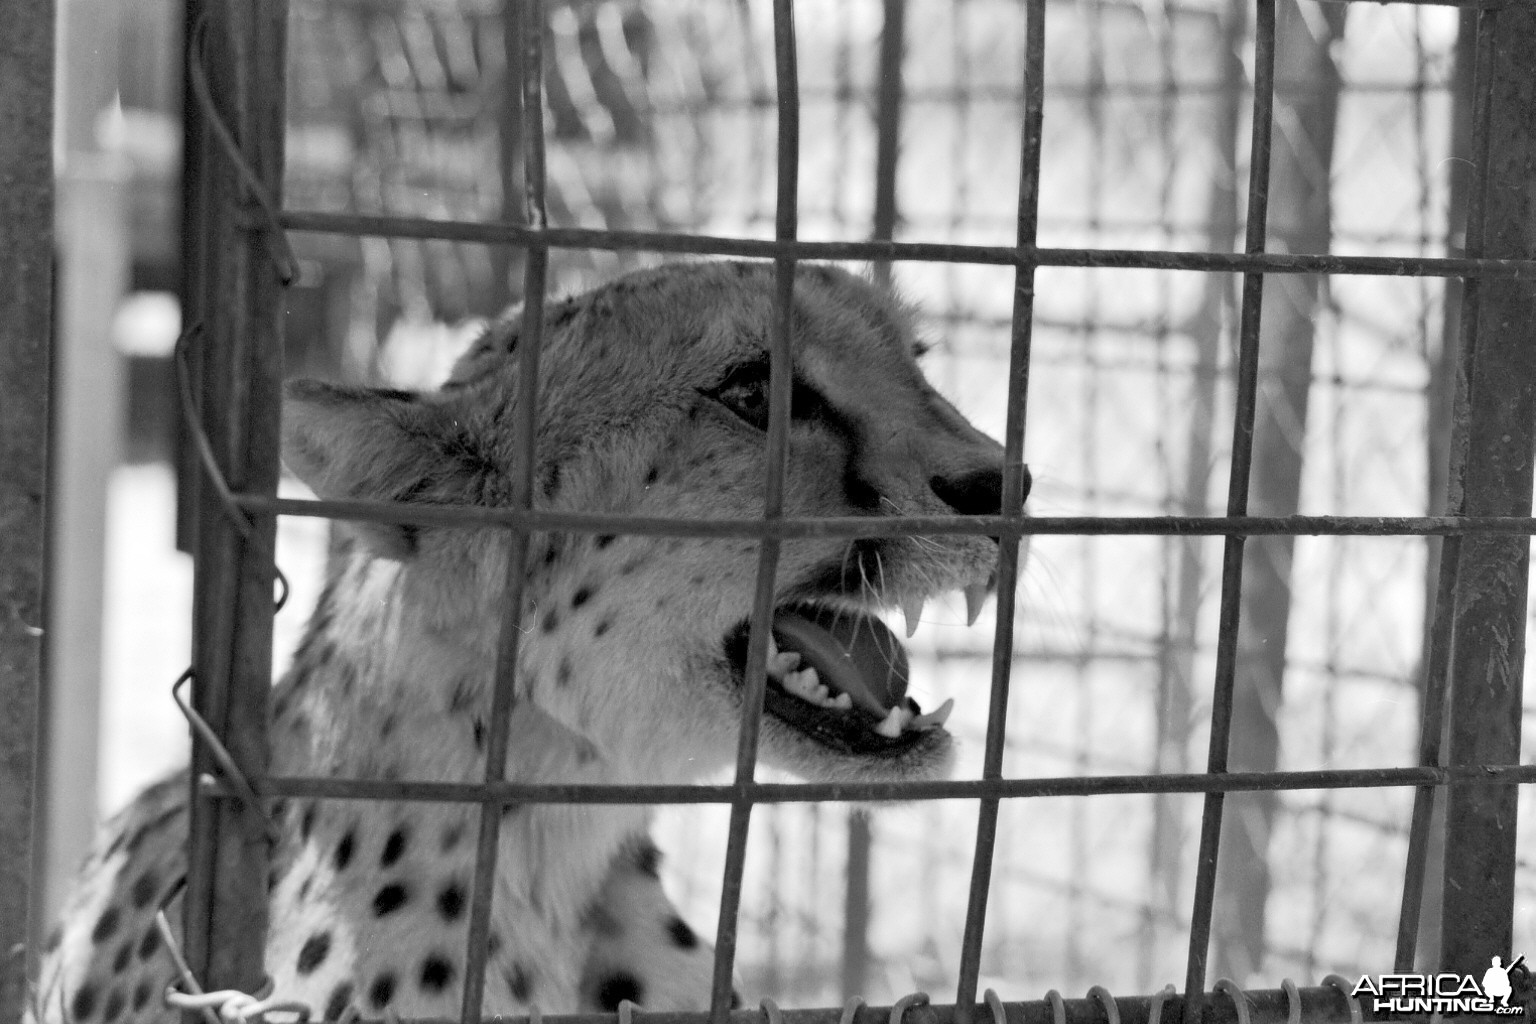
[
  {"xmin": 297, "ymin": 931, "xmax": 332, "ymax": 974},
  {"xmin": 620, "ymin": 558, "xmax": 644, "ymax": 576},
  {"xmin": 138, "ymin": 925, "xmax": 161, "ymax": 961},
  {"xmin": 541, "ymin": 463, "xmax": 562, "ymax": 499},
  {"xmin": 472, "ymin": 718, "xmax": 486, "ymax": 750},
  {"xmin": 668, "ymin": 916, "xmax": 699, "ymax": 949},
  {"xmin": 551, "ymin": 302, "xmax": 578, "ymax": 327},
  {"xmin": 595, "ymin": 534, "xmax": 615, "ymax": 549},
  {"xmin": 324, "ymin": 982, "xmax": 353, "ymax": 1021},
  {"xmin": 634, "ymin": 842, "xmax": 661, "ymax": 877},
  {"xmin": 436, "ymin": 881, "xmax": 465, "ymax": 921},
  {"xmin": 373, "ymin": 883, "xmax": 410, "ymax": 916},
  {"xmin": 733, "ymin": 991, "xmax": 744, "ymax": 1009},
  {"xmin": 557, "ymin": 658, "xmax": 572, "ymax": 688},
  {"xmin": 644, "ymin": 466, "xmax": 659, "ymax": 486},
  {"xmin": 543, "ymin": 544, "xmax": 560, "ymax": 568},
  {"xmin": 381, "ymin": 827, "xmax": 409, "ymax": 867},
  {"xmin": 129, "ymin": 870, "xmax": 159, "ymax": 909},
  {"xmin": 488, "ymin": 932, "xmax": 502, "ymax": 956},
  {"xmin": 441, "ymin": 824, "xmax": 464, "ymax": 852},
  {"xmin": 594, "ymin": 619, "xmax": 611, "ymax": 638},
  {"xmin": 596, "ymin": 973, "xmax": 644, "ymax": 1011},
  {"xmin": 92, "ymin": 906, "xmax": 121, "ymax": 944},
  {"xmin": 368, "ymin": 973, "xmax": 397, "ymax": 1010},
  {"xmin": 572, "ymin": 586, "xmax": 593, "ymax": 608},
  {"xmin": 299, "ymin": 875, "xmax": 313, "ymax": 901},
  {"xmin": 380, "ymin": 714, "xmax": 397, "ymax": 739},
  {"xmin": 300, "ymin": 804, "xmax": 317, "ymax": 840},
  {"xmin": 542, "ymin": 608, "xmax": 560, "ymax": 633},
  {"xmin": 419, "ymin": 955, "xmax": 455, "ymax": 993},
  {"xmin": 448, "ymin": 680, "xmax": 474, "ymax": 713},
  {"xmin": 111, "ymin": 940, "xmax": 133, "ymax": 974},
  {"xmin": 506, "ymin": 963, "xmax": 533, "ymax": 1002},
  {"xmin": 132, "ymin": 979, "xmax": 152, "ymax": 1012},
  {"xmin": 335, "ymin": 830, "xmax": 356, "ymax": 871},
  {"xmin": 71, "ymin": 981, "xmax": 97, "ymax": 1020},
  {"xmin": 102, "ymin": 987, "xmax": 124, "ymax": 1021},
  {"xmin": 501, "ymin": 802, "xmax": 523, "ymax": 819}
]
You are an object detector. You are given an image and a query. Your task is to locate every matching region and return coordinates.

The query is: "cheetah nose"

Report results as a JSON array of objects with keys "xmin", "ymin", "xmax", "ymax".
[{"xmin": 930, "ymin": 465, "xmax": 1023, "ymax": 517}]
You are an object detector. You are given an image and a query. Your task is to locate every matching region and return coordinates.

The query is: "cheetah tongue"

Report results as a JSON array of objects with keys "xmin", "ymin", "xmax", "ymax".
[{"xmin": 771, "ymin": 608, "xmax": 909, "ymax": 721}]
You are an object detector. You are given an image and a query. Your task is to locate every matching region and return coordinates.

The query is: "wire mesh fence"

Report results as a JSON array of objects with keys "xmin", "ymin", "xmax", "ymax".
[{"xmin": 142, "ymin": 0, "xmax": 1536, "ymax": 1019}]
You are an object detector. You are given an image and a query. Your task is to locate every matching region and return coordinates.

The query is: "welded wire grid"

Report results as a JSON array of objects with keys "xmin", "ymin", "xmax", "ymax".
[{"xmin": 173, "ymin": 0, "xmax": 1536, "ymax": 1021}]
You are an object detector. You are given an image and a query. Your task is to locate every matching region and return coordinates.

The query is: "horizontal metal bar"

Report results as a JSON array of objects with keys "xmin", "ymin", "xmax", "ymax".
[
  {"xmin": 278, "ymin": 209, "xmax": 1536, "ymax": 279},
  {"xmin": 239, "ymin": 493, "xmax": 1536, "ymax": 539},
  {"xmin": 298, "ymin": 987, "xmax": 1363, "ymax": 1024},
  {"xmin": 210, "ymin": 761, "xmax": 1536, "ymax": 807}
]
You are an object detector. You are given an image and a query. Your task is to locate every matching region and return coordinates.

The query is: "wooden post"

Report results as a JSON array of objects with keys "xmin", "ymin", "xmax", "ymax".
[{"xmin": 0, "ymin": 0, "xmax": 56, "ymax": 1013}]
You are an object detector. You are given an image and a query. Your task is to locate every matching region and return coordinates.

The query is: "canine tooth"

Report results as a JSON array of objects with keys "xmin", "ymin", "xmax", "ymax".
[
  {"xmin": 912, "ymin": 697, "xmax": 955, "ymax": 731},
  {"xmin": 873, "ymin": 706, "xmax": 913, "ymax": 738},
  {"xmin": 831, "ymin": 693, "xmax": 853, "ymax": 710},
  {"xmin": 902, "ymin": 596, "xmax": 925, "ymax": 638},
  {"xmin": 964, "ymin": 584, "xmax": 988, "ymax": 627}
]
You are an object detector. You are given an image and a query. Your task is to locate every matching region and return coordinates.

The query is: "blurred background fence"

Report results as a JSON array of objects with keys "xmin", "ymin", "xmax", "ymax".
[{"xmin": 72, "ymin": 0, "xmax": 1525, "ymax": 1007}]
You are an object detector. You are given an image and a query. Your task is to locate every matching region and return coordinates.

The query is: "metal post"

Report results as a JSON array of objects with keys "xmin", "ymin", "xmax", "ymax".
[
  {"xmin": 181, "ymin": 0, "xmax": 288, "ymax": 996},
  {"xmin": 1438, "ymin": 3, "xmax": 1536, "ymax": 976},
  {"xmin": 0, "ymin": 0, "xmax": 55, "ymax": 1013}
]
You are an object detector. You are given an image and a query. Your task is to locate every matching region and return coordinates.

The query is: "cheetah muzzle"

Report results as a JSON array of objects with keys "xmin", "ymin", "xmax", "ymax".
[{"xmin": 36, "ymin": 260, "xmax": 1026, "ymax": 1022}]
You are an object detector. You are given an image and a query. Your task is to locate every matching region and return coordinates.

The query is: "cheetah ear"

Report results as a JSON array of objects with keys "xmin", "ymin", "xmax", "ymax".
[{"xmin": 282, "ymin": 379, "xmax": 443, "ymax": 559}]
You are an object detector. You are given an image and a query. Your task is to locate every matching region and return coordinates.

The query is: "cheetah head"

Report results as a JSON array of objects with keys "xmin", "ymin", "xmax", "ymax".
[{"xmin": 282, "ymin": 261, "xmax": 1024, "ymax": 786}]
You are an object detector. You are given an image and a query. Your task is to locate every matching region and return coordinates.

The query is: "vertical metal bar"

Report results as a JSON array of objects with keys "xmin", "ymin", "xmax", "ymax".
[
  {"xmin": 176, "ymin": 0, "xmax": 208, "ymax": 558},
  {"xmin": 0, "ymin": 0, "xmax": 54, "ymax": 1011},
  {"xmin": 1439, "ymin": 2, "xmax": 1536, "ymax": 976},
  {"xmin": 869, "ymin": 0, "xmax": 905, "ymax": 284},
  {"xmin": 1150, "ymin": 0, "xmax": 1245, "ymax": 984},
  {"xmin": 1215, "ymin": 0, "xmax": 1345, "ymax": 980},
  {"xmin": 838, "ymin": 0, "xmax": 907, "ymax": 996},
  {"xmin": 1181, "ymin": 0, "xmax": 1276, "ymax": 1011},
  {"xmin": 1397, "ymin": 6, "xmax": 1480, "ymax": 973},
  {"xmin": 460, "ymin": 3, "xmax": 547, "ymax": 1021},
  {"xmin": 182, "ymin": 0, "xmax": 288, "ymax": 996},
  {"xmin": 710, "ymin": 1, "xmax": 799, "ymax": 1015},
  {"xmin": 952, "ymin": 0, "xmax": 1044, "ymax": 1014},
  {"xmin": 491, "ymin": 0, "xmax": 527, "ymax": 312}
]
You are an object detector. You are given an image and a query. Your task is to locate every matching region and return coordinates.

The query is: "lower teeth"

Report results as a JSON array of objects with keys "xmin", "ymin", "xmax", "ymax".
[{"xmin": 767, "ymin": 643, "xmax": 952, "ymax": 733}]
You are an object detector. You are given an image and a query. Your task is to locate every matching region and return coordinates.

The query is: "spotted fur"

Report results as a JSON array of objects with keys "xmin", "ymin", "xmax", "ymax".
[{"xmin": 35, "ymin": 261, "xmax": 1012, "ymax": 1021}]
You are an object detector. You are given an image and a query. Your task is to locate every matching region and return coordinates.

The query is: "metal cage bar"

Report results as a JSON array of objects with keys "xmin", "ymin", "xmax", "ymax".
[
  {"xmin": 953, "ymin": 0, "xmax": 1046, "ymax": 1012},
  {"xmin": 1182, "ymin": 0, "xmax": 1277, "ymax": 1008},
  {"xmin": 709, "ymin": 1, "xmax": 801, "ymax": 1014},
  {"xmin": 1436, "ymin": 0, "xmax": 1536, "ymax": 974},
  {"xmin": 459, "ymin": 1, "xmax": 548, "ymax": 1020},
  {"xmin": 181, "ymin": 0, "xmax": 288, "ymax": 999}
]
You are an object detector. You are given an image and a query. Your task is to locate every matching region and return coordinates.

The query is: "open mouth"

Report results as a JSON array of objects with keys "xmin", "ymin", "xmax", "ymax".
[{"xmin": 724, "ymin": 603, "xmax": 956, "ymax": 756}]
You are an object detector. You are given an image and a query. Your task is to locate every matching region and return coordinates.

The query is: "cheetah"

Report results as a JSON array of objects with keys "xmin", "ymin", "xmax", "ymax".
[{"xmin": 35, "ymin": 260, "xmax": 1021, "ymax": 1021}]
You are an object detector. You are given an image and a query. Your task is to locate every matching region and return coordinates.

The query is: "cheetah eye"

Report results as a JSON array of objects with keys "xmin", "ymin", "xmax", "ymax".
[{"xmin": 704, "ymin": 359, "xmax": 772, "ymax": 431}]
